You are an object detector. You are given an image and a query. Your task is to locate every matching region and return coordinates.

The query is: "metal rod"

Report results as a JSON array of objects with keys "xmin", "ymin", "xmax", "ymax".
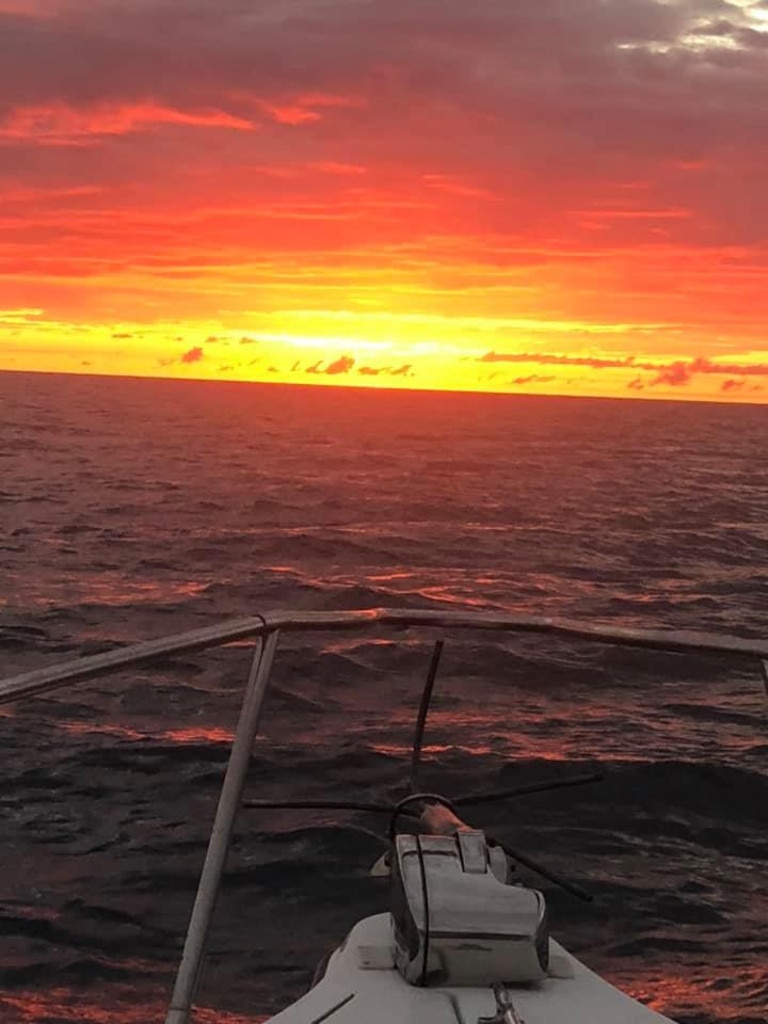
[
  {"xmin": 455, "ymin": 772, "xmax": 604, "ymax": 806},
  {"xmin": 410, "ymin": 640, "xmax": 444, "ymax": 791},
  {"xmin": 2, "ymin": 608, "xmax": 766, "ymax": 704},
  {"xmin": 243, "ymin": 799, "xmax": 409, "ymax": 815},
  {"xmin": 494, "ymin": 838, "xmax": 593, "ymax": 903},
  {"xmin": 165, "ymin": 629, "xmax": 280, "ymax": 1024}
]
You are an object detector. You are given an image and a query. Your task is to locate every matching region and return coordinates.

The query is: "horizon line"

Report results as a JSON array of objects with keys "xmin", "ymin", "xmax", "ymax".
[{"xmin": 1, "ymin": 364, "xmax": 765, "ymax": 409}]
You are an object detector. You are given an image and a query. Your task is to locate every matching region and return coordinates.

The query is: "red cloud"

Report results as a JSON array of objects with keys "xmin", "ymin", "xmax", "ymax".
[
  {"xmin": 0, "ymin": 0, "xmax": 767, "ymax": 388},
  {"xmin": 260, "ymin": 93, "xmax": 363, "ymax": 126},
  {"xmin": 358, "ymin": 363, "xmax": 413, "ymax": 377},
  {"xmin": 0, "ymin": 102, "xmax": 255, "ymax": 143},
  {"xmin": 180, "ymin": 346, "xmax": 204, "ymax": 364},
  {"xmin": 509, "ymin": 374, "xmax": 556, "ymax": 386},
  {"xmin": 647, "ymin": 357, "xmax": 768, "ymax": 388},
  {"xmin": 325, "ymin": 355, "xmax": 355, "ymax": 374},
  {"xmin": 690, "ymin": 357, "xmax": 768, "ymax": 377},
  {"xmin": 2, "ymin": 1, "xmax": 765, "ymax": 239},
  {"xmin": 649, "ymin": 361, "xmax": 692, "ymax": 387},
  {"xmin": 307, "ymin": 355, "xmax": 355, "ymax": 375},
  {"xmin": 479, "ymin": 352, "xmax": 642, "ymax": 370},
  {"xmin": 311, "ymin": 160, "xmax": 366, "ymax": 176},
  {"xmin": 479, "ymin": 351, "xmax": 768, "ymax": 390}
]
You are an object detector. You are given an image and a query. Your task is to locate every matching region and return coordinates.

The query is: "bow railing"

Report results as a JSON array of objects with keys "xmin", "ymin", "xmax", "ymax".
[{"xmin": 1, "ymin": 607, "xmax": 766, "ymax": 1023}]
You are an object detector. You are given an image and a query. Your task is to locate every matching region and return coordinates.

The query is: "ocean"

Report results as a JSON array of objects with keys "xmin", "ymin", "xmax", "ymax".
[{"xmin": 0, "ymin": 370, "xmax": 765, "ymax": 1023}]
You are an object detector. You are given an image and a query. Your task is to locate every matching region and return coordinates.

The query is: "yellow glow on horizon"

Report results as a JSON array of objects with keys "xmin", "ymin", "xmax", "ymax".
[{"xmin": 1, "ymin": 306, "xmax": 766, "ymax": 405}]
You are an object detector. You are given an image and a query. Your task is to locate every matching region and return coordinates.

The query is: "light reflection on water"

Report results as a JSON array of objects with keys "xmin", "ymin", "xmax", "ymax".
[
  {"xmin": 0, "ymin": 990, "xmax": 266, "ymax": 1023},
  {"xmin": 2, "ymin": 961, "xmax": 764, "ymax": 1024},
  {"xmin": 58, "ymin": 720, "xmax": 235, "ymax": 744},
  {"xmin": 623, "ymin": 962, "xmax": 768, "ymax": 1023}
]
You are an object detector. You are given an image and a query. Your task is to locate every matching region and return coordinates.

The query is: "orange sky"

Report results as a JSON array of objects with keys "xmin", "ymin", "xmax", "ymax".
[{"xmin": 1, "ymin": 0, "xmax": 767, "ymax": 402}]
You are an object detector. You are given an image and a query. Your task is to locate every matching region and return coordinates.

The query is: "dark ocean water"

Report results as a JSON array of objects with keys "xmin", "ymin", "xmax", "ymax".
[{"xmin": 0, "ymin": 370, "xmax": 765, "ymax": 1024}]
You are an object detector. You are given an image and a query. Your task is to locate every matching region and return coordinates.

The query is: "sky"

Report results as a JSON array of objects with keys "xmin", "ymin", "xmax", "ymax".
[{"xmin": 1, "ymin": 0, "xmax": 767, "ymax": 402}]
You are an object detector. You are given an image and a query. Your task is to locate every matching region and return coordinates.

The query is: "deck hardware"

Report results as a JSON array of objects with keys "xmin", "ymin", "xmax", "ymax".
[{"xmin": 478, "ymin": 983, "xmax": 526, "ymax": 1024}]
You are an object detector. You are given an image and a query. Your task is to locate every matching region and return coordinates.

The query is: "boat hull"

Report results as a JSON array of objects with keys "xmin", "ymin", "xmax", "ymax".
[{"xmin": 266, "ymin": 913, "xmax": 677, "ymax": 1023}]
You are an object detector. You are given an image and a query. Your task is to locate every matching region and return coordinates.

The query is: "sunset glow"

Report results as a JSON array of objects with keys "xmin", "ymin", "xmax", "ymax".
[{"xmin": 1, "ymin": 0, "xmax": 767, "ymax": 402}]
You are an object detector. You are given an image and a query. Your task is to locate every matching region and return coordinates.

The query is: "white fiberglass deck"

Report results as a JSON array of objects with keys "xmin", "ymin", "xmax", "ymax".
[{"xmin": 267, "ymin": 914, "xmax": 676, "ymax": 1024}]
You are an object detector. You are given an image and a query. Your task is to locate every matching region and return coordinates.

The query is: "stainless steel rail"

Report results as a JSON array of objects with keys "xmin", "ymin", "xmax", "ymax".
[
  {"xmin": 2, "ymin": 607, "xmax": 767, "ymax": 705},
  {"xmin": 1, "ymin": 607, "xmax": 766, "ymax": 1024},
  {"xmin": 166, "ymin": 630, "xmax": 280, "ymax": 1024}
]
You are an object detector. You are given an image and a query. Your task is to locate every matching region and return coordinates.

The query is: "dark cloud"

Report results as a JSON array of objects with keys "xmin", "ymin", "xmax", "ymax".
[
  {"xmin": 649, "ymin": 360, "xmax": 692, "ymax": 387},
  {"xmin": 111, "ymin": 331, "xmax": 132, "ymax": 338},
  {"xmin": 325, "ymin": 354, "xmax": 355, "ymax": 374},
  {"xmin": 480, "ymin": 350, "xmax": 768, "ymax": 389},
  {"xmin": 180, "ymin": 345, "xmax": 204, "ymax": 363},
  {"xmin": 358, "ymin": 363, "xmax": 412, "ymax": 376},
  {"xmin": 647, "ymin": 356, "xmax": 768, "ymax": 387},
  {"xmin": 721, "ymin": 378, "xmax": 745, "ymax": 392},
  {"xmin": 509, "ymin": 374, "xmax": 556, "ymax": 385},
  {"xmin": 307, "ymin": 354, "xmax": 355, "ymax": 374},
  {"xmin": 690, "ymin": 356, "xmax": 768, "ymax": 377},
  {"xmin": 2, "ymin": 1, "xmax": 767, "ymax": 249},
  {"xmin": 479, "ymin": 351, "xmax": 644, "ymax": 370}
]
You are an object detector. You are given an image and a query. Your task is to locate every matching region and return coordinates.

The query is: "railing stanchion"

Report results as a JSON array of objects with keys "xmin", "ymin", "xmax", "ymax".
[{"xmin": 165, "ymin": 628, "xmax": 280, "ymax": 1024}]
